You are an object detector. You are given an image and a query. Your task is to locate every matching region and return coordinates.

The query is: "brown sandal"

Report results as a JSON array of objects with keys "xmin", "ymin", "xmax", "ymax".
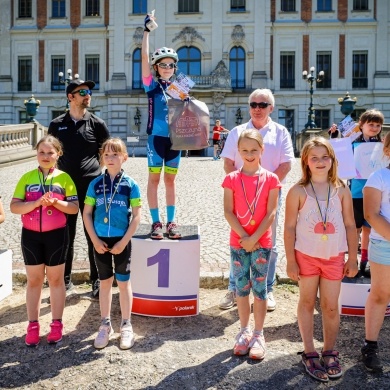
[
  {"xmin": 321, "ymin": 350, "xmax": 343, "ymax": 379},
  {"xmin": 301, "ymin": 351, "xmax": 329, "ymax": 382}
]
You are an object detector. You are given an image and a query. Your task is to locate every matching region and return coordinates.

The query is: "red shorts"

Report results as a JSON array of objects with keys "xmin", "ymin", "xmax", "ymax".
[{"xmin": 295, "ymin": 250, "xmax": 345, "ymax": 280}]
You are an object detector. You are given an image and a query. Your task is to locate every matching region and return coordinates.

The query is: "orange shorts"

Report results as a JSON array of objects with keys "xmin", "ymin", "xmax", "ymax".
[{"xmin": 295, "ymin": 250, "xmax": 345, "ymax": 281}]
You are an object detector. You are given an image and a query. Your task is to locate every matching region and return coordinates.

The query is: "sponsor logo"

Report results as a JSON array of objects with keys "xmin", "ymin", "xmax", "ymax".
[
  {"xmin": 58, "ymin": 127, "xmax": 67, "ymax": 131},
  {"xmin": 174, "ymin": 305, "xmax": 195, "ymax": 312}
]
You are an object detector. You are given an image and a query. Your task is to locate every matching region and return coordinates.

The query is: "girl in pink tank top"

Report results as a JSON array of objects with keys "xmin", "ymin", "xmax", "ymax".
[{"xmin": 284, "ymin": 136, "xmax": 358, "ymax": 382}]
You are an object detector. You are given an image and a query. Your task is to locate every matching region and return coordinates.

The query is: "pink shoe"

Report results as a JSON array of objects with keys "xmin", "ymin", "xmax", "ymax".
[
  {"xmin": 25, "ymin": 322, "xmax": 40, "ymax": 346},
  {"xmin": 47, "ymin": 320, "xmax": 63, "ymax": 344},
  {"xmin": 249, "ymin": 333, "xmax": 266, "ymax": 360},
  {"xmin": 233, "ymin": 330, "xmax": 252, "ymax": 355}
]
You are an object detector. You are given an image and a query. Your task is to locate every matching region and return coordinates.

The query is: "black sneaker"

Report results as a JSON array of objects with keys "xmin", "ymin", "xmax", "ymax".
[
  {"xmin": 166, "ymin": 222, "xmax": 182, "ymax": 239},
  {"xmin": 91, "ymin": 279, "xmax": 100, "ymax": 299},
  {"xmin": 150, "ymin": 222, "xmax": 164, "ymax": 240},
  {"xmin": 360, "ymin": 261, "xmax": 371, "ymax": 278},
  {"xmin": 361, "ymin": 344, "xmax": 383, "ymax": 372}
]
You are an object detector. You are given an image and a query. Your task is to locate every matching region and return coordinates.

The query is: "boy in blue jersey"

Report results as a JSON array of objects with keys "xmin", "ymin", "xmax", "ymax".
[
  {"xmin": 142, "ymin": 12, "xmax": 182, "ymax": 240},
  {"xmin": 83, "ymin": 138, "xmax": 141, "ymax": 350}
]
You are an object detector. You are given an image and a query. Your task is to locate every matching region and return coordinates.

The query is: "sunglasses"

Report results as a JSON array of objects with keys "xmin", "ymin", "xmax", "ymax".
[
  {"xmin": 72, "ymin": 89, "xmax": 92, "ymax": 97},
  {"xmin": 249, "ymin": 102, "xmax": 271, "ymax": 109},
  {"xmin": 156, "ymin": 63, "xmax": 177, "ymax": 69}
]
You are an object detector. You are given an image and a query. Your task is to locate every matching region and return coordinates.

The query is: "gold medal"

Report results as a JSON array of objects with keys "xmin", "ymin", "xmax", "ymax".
[
  {"xmin": 321, "ymin": 234, "xmax": 328, "ymax": 241},
  {"xmin": 250, "ymin": 219, "xmax": 256, "ymax": 226},
  {"xmin": 47, "ymin": 209, "xmax": 52, "ymax": 216},
  {"xmin": 104, "ymin": 217, "xmax": 108, "ymax": 223}
]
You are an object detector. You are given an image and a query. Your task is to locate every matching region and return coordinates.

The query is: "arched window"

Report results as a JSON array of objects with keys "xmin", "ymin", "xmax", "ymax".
[
  {"xmin": 177, "ymin": 47, "xmax": 201, "ymax": 75},
  {"xmin": 132, "ymin": 48, "xmax": 142, "ymax": 89},
  {"xmin": 230, "ymin": 46, "xmax": 245, "ymax": 89}
]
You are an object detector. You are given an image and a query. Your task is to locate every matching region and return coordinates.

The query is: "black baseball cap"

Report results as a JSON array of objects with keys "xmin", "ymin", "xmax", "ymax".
[{"xmin": 66, "ymin": 79, "xmax": 95, "ymax": 96}]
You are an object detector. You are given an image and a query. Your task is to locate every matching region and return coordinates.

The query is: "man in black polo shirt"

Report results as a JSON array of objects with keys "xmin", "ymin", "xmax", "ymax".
[{"xmin": 48, "ymin": 79, "xmax": 110, "ymax": 298}]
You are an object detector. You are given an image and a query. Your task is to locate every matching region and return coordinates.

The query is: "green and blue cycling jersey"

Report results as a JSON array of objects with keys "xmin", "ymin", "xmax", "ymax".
[{"xmin": 84, "ymin": 169, "xmax": 141, "ymax": 237}]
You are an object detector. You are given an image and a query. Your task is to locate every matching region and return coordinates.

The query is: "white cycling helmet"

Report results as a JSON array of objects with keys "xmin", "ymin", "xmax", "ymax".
[{"xmin": 151, "ymin": 47, "xmax": 178, "ymax": 65}]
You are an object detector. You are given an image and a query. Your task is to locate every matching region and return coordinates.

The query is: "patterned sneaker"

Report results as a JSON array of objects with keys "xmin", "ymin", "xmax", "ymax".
[
  {"xmin": 166, "ymin": 222, "xmax": 182, "ymax": 239},
  {"xmin": 120, "ymin": 324, "xmax": 135, "ymax": 350},
  {"xmin": 94, "ymin": 324, "xmax": 114, "ymax": 349},
  {"xmin": 25, "ymin": 322, "xmax": 40, "ymax": 346},
  {"xmin": 150, "ymin": 222, "xmax": 164, "ymax": 240},
  {"xmin": 233, "ymin": 330, "xmax": 252, "ymax": 356},
  {"xmin": 249, "ymin": 333, "xmax": 266, "ymax": 360},
  {"xmin": 47, "ymin": 320, "xmax": 63, "ymax": 344},
  {"xmin": 219, "ymin": 291, "xmax": 236, "ymax": 310}
]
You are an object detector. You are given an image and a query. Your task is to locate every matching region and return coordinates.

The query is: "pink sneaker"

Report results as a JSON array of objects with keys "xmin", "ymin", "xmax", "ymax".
[
  {"xmin": 233, "ymin": 330, "xmax": 252, "ymax": 355},
  {"xmin": 47, "ymin": 320, "xmax": 63, "ymax": 344},
  {"xmin": 25, "ymin": 322, "xmax": 40, "ymax": 346}
]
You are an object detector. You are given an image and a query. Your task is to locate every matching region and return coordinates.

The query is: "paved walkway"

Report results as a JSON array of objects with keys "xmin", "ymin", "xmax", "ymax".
[{"xmin": 0, "ymin": 156, "xmax": 302, "ymax": 287}]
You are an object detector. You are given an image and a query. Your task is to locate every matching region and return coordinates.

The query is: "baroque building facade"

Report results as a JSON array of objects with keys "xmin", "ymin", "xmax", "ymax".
[{"xmin": 0, "ymin": 0, "xmax": 389, "ymax": 151}]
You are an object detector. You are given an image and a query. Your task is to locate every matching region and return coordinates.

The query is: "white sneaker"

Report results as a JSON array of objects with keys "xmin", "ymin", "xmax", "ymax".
[
  {"xmin": 120, "ymin": 324, "xmax": 135, "ymax": 350},
  {"xmin": 267, "ymin": 292, "xmax": 276, "ymax": 312},
  {"xmin": 94, "ymin": 324, "xmax": 114, "ymax": 349},
  {"xmin": 219, "ymin": 291, "xmax": 236, "ymax": 310}
]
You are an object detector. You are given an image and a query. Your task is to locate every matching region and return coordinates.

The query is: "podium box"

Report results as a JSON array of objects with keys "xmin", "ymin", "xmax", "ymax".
[
  {"xmin": 0, "ymin": 249, "xmax": 12, "ymax": 302},
  {"xmin": 130, "ymin": 224, "xmax": 200, "ymax": 317},
  {"xmin": 339, "ymin": 279, "xmax": 390, "ymax": 317}
]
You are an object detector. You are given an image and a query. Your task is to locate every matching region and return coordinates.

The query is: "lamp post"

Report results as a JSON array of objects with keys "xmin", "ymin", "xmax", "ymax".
[
  {"xmin": 302, "ymin": 67, "xmax": 324, "ymax": 129},
  {"xmin": 59, "ymin": 69, "xmax": 79, "ymax": 111},
  {"xmin": 134, "ymin": 107, "xmax": 141, "ymax": 132},
  {"xmin": 235, "ymin": 108, "xmax": 243, "ymax": 125}
]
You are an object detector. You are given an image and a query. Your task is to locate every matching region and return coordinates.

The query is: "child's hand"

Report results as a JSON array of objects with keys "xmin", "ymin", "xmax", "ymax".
[
  {"xmin": 93, "ymin": 239, "xmax": 109, "ymax": 254},
  {"xmin": 41, "ymin": 192, "xmax": 58, "ymax": 206},
  {"xmin": 287, "ymin": 261, "xmax": 300, "ymax": 282},
  {"xmin": 239, "ymin": 236, "xmax": 257, "ymax": 252},
  {"xmin": 109, "ymin": 240, "xmax": 126, "ymax": 255},
  {"xmin": 343, "ymin": 259, "xmax": 358, "ymax": 278}
]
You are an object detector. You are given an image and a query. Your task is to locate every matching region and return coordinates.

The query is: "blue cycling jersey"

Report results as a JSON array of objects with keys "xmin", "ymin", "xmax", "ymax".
[
  {"xmin": 85, "ymin": 170, "xmax": 141, "ymax": 237},
  {"xmin": 143, "ymin": 76, "xmax": 171, "ymax": 137}
]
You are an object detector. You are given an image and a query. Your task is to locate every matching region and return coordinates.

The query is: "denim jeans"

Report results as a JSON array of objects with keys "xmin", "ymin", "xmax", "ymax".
[{"xmin": 228, "ymin": 189, "xmax": 282, "ymax": 294}]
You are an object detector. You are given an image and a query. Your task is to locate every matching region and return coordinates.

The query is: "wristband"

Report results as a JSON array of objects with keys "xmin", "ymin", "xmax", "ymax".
[{"xmin": 144, "ymin": 27, "xmax": 150, "ymax": 32}]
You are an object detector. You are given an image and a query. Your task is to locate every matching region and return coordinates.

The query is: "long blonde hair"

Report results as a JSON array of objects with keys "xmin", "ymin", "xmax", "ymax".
[{"xmin": 299, "ymin": 136, "xmax": 344, "ymax": 188}]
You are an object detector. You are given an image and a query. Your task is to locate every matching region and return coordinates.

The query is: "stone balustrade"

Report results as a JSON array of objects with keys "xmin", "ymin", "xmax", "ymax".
[{"xmin": 0, "ymin": 123, "xmax": 47, "ymax": 166}]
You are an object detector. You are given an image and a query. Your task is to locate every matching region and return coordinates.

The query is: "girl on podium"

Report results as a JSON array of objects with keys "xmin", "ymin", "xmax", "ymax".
[
  {"xmin": 83, "ymin": 138, "xmax": 141, "ymax": 350},
  {"xmin": 222, "ymin": 129, "xmax": 281, "ymax": 360}
]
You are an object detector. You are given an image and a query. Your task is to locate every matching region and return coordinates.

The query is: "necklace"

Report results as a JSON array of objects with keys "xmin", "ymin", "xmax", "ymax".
[
  {"xmin": 38, "ymin": 167, "xmax": 55, "ymax": 215},
  {"xmin": 103, "ymin": 171, "xmax": 124, "ymax": 223},
  {"xmin": 239, "ymin": 169, "xmax": 262, "ymax": 226},
  {"xmin": 310, "ymin": 180, "xmax": 331, "ymax": 241}
]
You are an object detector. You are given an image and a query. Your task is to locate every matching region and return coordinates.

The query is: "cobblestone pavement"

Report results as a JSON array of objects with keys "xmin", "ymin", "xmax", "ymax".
[{"xmin": 0, "ymin": 156, "xmax": 301, "ymax": 286}]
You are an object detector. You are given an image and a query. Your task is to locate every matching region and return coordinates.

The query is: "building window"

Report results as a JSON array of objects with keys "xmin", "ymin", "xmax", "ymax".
[
  {"xmin": 177, "ymin": 47, "xmax": 201, "ymax": 75},
  {"xmin": 317, "ymin": 0, "xmax": 332, "ymax": 12},
  {"xmin": 18, "ymin": 57, "xmax": 32, "ymax": 91},
  {"xmin": 86, "ymin": 0, "xmax": 99, "ymax": 16},
  {"xmin": 351, "ymin": 109, "xmax": 366, "ymax": 121},
  {"xmin": 133, "ymin": 0, "xmax": 147, "ymax": 14},
  {"xmin": 315, "ymin": 110, "xmax": 330, "ymax": 130},
  {"xmin": 19, "ymin": 0, "xmax": 32, "ymax": 18},
  {"xmin": 231, "ymin": 0, "xmax": 245, "ymax": 12},
  {"xmin": 229, "ymin": 46, "xmax": 246, "ymax": 89},
  {"xmin": 280, "ymin": 52, "xmax": 295, "ymax": 89},
  {"xmin": 352, "ymin": 51, "xmax": 368, "ymax": 88},
  {"xmin": 19, "ymin": 111, "xmax": 28, "ymax": 124},
  {"xmin": 52, "ymin": 0, "xmax": 65, "ymax": 17},
  {"xmin": 281, "ymin": 0, "xmax": 296, "ymax": 12},
  {"xmin": 85, "ymin": 56, "xmax": 100, "ymax": 89},
  {"xmin": 52, "ymin": 110, "xmax": 65, "ymax": 120},
  {"xmin": 316, "ymin": 52, "xmax": 331, "ymax": 88},
  {"xmin": 278, "ymin": 109, "xmax": 295, "ymax": 141},
  {"xmin": 353, "ymin": 0, "xmax": 368, "ymax": 11},
  {"xmin": 132, "ymin": 48, "xmax": 142, "ymax": 89},
  {"xmin": 51, "ymin": 56, "xmax": 65, "ymax": 91},
  {"xmin": 178, "ymin": 0, "xmax": 199, "ymax": 13}
]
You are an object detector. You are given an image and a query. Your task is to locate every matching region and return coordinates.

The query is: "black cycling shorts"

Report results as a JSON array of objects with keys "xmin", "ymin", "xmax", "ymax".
[
  {"xmin": 353, "ymin": 198, "xmax": 371, "ymax": 229},
  {"xmin": 94, "ymin": 237, "xmax": 132, "ymax": 281},
  {"xmin": 21, "ymin": 227, "xmax": 69, "ymax": 266}
]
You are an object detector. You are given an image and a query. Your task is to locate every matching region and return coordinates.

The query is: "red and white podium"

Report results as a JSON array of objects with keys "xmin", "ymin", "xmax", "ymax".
[{"xmin": 130, "ymin": 225, "xmax": 200, "ymax": 317}]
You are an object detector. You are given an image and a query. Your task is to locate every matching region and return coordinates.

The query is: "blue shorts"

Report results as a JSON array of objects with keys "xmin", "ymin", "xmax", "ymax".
[
  {"xmin": 230, "ymin": 247, "xmax": 271, "ymax": 300},
  {"xmin": 369, "ymin": 238, "xmax": 390, "ymax": 266},
  {"xmin": 147, "ymin": 135, "xmax": 181, "ymax": 174}
]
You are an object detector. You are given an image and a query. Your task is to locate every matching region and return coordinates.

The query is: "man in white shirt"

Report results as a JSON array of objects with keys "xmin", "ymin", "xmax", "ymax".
[{"xmin": 220, "ymin": 88, "xmax": 295, "ymax": 311}]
